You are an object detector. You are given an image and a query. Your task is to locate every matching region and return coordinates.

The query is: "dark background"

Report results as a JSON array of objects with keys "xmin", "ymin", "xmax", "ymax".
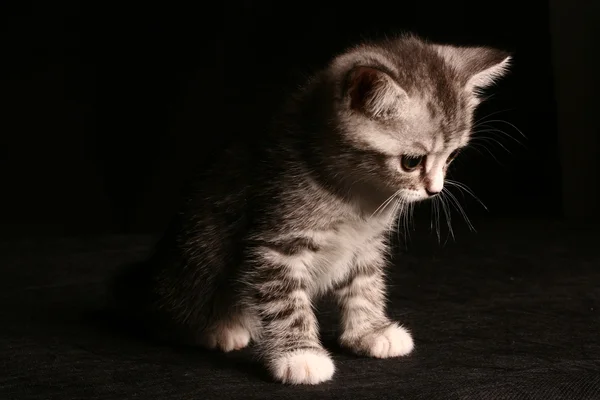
[{"xmin": 1, "ymin": 1, "xmax": 597, "ymax": 239}]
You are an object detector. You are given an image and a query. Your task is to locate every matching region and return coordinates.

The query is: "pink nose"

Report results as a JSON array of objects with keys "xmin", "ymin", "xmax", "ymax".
[
  {"xmin": 425, "ymin": 175, "xmax": 444, "ymax": 196},
  {"xmin": 426, "ymin": 187, "xmax": 440, "ymax": 196}
]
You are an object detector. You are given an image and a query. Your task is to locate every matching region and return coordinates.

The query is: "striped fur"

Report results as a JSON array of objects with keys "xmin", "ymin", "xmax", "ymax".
[{"xmin": 120, "ymin": 34, "xmax": 510, "ymax": 385}]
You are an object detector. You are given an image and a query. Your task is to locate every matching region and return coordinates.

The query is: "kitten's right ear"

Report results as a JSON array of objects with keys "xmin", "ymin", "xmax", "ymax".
[
  {"xmin": 434, "ymin": 45, "xmax": 511, "ymax": 92},
  {"xmin": 346, "ymin": 67, "xmax": 407, "ymax": 119}
]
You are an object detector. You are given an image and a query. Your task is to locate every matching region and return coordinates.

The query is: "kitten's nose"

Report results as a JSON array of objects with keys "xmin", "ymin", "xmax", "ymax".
[
  {"xmin": 425, "ymin": 176, "xmax": 443, "ymax": 196},
  {"xmin": 425, "ymin": 170, "xmax": 444, "ymax": 196}
]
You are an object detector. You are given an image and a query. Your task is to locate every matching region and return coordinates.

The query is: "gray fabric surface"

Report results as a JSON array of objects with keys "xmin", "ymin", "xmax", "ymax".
[{"xmin": 1, "ymin": 219, "xmax": 599, "ymax": 399}]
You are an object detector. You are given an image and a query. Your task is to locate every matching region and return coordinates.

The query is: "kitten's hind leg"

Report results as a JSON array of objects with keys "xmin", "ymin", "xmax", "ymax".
[{"xmin": 199, "ymin": 305, "xmax": 260, "ymax": 352}]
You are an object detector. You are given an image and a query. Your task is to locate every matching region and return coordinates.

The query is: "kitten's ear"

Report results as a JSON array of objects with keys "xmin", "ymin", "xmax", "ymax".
[
  {"xmin": 435, "ymin": 45, "xmax": 511, "ymax": 91},
  {"xmin": 346, "ymin": 66, "xmax": 407, "ymax": 119}
]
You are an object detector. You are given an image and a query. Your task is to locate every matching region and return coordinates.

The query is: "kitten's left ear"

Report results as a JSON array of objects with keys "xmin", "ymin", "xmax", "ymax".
[{"xmin": 435, "ymin": 45, "xmax": 512, "ymax": 92}]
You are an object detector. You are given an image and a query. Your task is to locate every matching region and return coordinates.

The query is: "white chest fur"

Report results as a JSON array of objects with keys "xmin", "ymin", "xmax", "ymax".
[
  {"xmin": 308, "ymin": 216, "xmax": 391, "ymax": 294},
  {"xmin": 260, "ymin": 214, "xmax": 394, "ymax": 296}
]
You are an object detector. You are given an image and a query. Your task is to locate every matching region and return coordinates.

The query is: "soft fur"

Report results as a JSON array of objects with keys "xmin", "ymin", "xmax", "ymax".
[{"xmin": 114, "ymin": 33, "xmax": 510, "ymax": 385}]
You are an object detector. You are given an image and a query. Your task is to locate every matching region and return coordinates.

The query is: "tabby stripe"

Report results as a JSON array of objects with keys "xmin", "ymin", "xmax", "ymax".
[{"xmin": 253, "ymin": 237, "xmax": 320, "ymax": 256}]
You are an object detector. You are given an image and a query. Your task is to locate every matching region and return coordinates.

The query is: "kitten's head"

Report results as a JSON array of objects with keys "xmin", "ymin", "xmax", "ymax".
[{"xmin": 324, "ymin": 35, "xmax": 510, "ymax": 204}]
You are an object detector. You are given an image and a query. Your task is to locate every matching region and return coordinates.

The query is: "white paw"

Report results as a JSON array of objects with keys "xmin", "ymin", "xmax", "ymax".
[
  {"xmin": 363, "ymin": 323, "xmax": 414, "ymax": 358},
  {"xmin": 269, "ymin": 350, "xmax": 335, "ymax": 385},
  {"xmin": 342, "ymin": 323, "xmax": 414, "ymax": 358},
  {"xmin": 201, "ymin": 324, "xmax": 251, "ymax": 352}
]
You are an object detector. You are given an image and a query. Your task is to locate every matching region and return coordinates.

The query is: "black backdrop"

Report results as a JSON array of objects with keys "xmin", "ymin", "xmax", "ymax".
[{"xmin": 2, "ymin": 0, "xmax": 595, "ymax": 239}]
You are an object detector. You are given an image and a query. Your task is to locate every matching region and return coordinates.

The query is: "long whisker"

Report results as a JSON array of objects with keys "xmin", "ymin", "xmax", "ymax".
[
  {"xmin": 470, "ymin": 136, "xmax": 512, "ymax": 154},
  {"xmin": 445, "ymin": 179, "xmax": 488, "ymax": 211},
  {"xmin": 467, "ymin": 143, "xmax": 504, "ymax": 166},
  {"xmin": 429, "ymin": 197, "xmax": 436, "ymax": 240},
  {"xmin": 473, "ymin": 126, "xmax": 526, "ymax": 148},
  {"xmin": 430, "ymin": 198, "xmax": 435, "ymax": 232},
  {"xmin": 395, "ymin": 200, "xmax": 402, "ymax": 248},
  {"xmin": 463, "ymin": 145, "xmax": 492, "ymax": 161},
  {"xmin": 433, "ymin": 196, "xmax": 441, "ymax": 243},
  {"xmin": 472, "ymin": 108, "xmax": 515, "ymax": 127},
  {"xmin": 396, "ymin": 199, "xmax": 410, "ymax": 250},
  {"xmin": 387, "ymin": 197, "xmax": 404, "ymax": 244},
  {"xmin": 473, "ymin": 119, "xmax": 527, "ymax": 139},
  {"xmin": 444, "ymin": 188, "xmax": 476, "ymax": 232},
  {"xmin": 402, "ymin": 201, "xmax": 410, "ymax": 246},
  {"xmin": 438, "ymin": 191, "xmax": 455, "ymax": 241},
  {"xmin": 436, "ymin": 197, "xmax": 442, "ymax": 244},
  {"xmin": 371, "ymin": 189, "xmax": 402, "ymax": 218}
]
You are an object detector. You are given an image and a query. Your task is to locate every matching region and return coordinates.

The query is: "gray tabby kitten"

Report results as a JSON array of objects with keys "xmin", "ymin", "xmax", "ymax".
[{"xmin": 128, "ymin": 34, "xmax": 510, "ymax": 385}]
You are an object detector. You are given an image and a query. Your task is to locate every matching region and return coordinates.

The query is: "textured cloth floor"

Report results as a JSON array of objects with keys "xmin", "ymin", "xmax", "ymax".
[{"xmin": 1, "ymin": 218, "xmax": 599, "ymax": 399}]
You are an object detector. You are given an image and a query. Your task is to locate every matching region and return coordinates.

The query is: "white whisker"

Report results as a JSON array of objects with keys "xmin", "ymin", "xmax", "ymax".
[
  {"xmin": 445, "ymin": 180, "xmax": 488, "ymax": 211},
  {"xmin": 472, "ymin": 108, "xmax": 514, "ymax": 127},
  {"xmin": 443, "ymin": 188, "xmax": 476, "ymax": 232},
  {"xmin": 473, "ymin": 118, "xmax": 527, "ymax": 139},
  {"xmin": 438, "ymin": 191, "xmax": 455, "ymax": 241},
  {"xmin": 432, "ymin": 196, "xmax": 441, "ymax": 243},
  {"xmin": 467, "ymin": 143, "xmax": 504, "ymax": 166},
  {"xmin": 371, "ymin": 189, "xmax": 402, "ymax": 218},
  {"xmin": 473, "ymin": 126, "xmax": 526, "ymax": 148},
  {"xmin": 387, "ymin": 197, "xmax": 404, "ymax": 244},
  {"xmin": 470, "ymin": 136, "xmax": 512, "ymax": 154}
]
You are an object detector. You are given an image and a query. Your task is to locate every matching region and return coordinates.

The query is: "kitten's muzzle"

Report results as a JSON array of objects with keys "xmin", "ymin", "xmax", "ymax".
[{"xmin": 425, "ymin": 188, "xmax": 441, "ymax": 197}]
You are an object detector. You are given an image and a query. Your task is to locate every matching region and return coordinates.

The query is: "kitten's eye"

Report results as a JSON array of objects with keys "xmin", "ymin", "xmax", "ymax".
[
  {"xmin": 400, "ymin": 155, "xmax": 424, "ymax": 172},
  {"xmin": 446, "ymin": 149, "xmax": 460, "ymax": 163}
]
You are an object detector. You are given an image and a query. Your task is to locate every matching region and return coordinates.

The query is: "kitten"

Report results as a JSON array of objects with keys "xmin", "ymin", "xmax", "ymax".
[{"xmin": 116, "ymin": 34, "xmax": 510, "ymax": 385}]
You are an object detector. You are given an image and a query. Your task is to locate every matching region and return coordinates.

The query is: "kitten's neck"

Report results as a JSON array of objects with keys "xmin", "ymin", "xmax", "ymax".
[{"xmin": 270, "ymin": 76, "xmax": 399, "ymax": 220}]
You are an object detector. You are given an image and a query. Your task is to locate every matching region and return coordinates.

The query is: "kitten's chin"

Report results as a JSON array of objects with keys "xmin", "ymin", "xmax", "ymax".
[{"xmin": 399, "ymin": 189, "xmax": 428, "ymax": 203}]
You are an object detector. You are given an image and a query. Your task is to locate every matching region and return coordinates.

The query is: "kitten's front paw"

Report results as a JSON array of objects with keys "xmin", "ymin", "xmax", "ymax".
[
  {"xmin": 200, "ymin": 324, "xmax": 251, "ymax": 352},
  {"xmin": 269, "ymin": 349, "xmax": 335, "ymax": 385},
  {"xmin": 341, "ymin": 323, "xmax": 414, "ymax": 358}
]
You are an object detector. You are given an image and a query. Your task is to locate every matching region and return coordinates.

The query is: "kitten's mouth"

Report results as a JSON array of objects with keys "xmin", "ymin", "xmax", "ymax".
[{"xmin": 399, "ymin": 189, "xmax": 427, "ymax": 203}]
